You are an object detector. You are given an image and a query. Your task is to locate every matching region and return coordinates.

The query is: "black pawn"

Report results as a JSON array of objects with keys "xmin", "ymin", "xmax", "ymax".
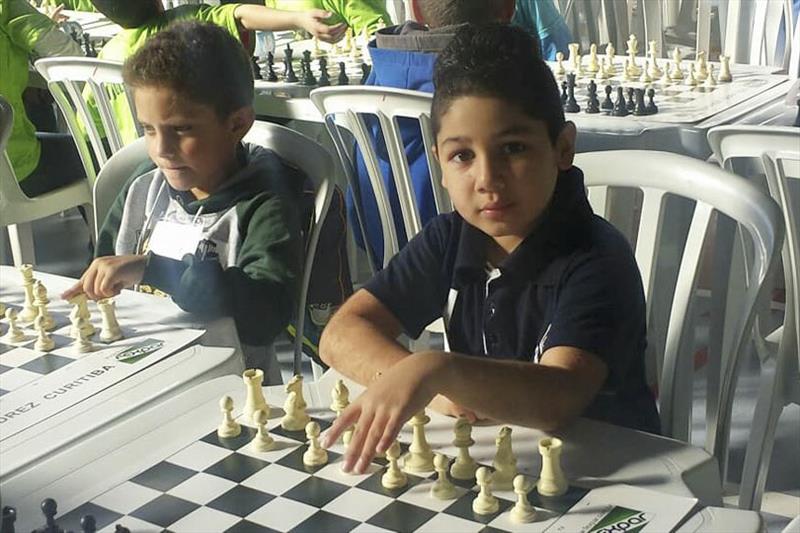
[
  {"xmin": 34, "ymin": 498, "xmax": 64, "ymax": 533},
  {"xmin": 113, "ymin": 526, "xmax": 130, "ymax": 533},
  {"xmin": 360, "ymin": 63, "xmax": 371, "ymax": 84},
  {"xmin": 646, "ymin": 88, "xmax": 659, "ymax": 115},
  {"xmin": 561, "ymin": 81, "xmax": 568, "ymax": 104},
  {"xmin": 626, "ymin": 87, "xmax": 635, "ymax": 111},
  {"xmin": 80, "ymin": 515, "xmax": 96, "ymax": 533},
  {"xmin": 564, "ymin": 73, "xmax": 580, "ymax": 113},
  {"xmin": 284, "ymin": 45, "xmax": 297, "ymax": 82},
  {"xmin": 251, "ymin": 56, "xmax": 262, "ymax": 80},
  {"xmin": 2, "ymin": 506, "xmax": 16, "ymax": 533},
  {"xmin": 337, "ymin": 62, "xmax": 349, "ymax": 85},
  {"xmin": 266, "ymin": 52, "xmax": 278, "ymax": 82},
  {"xmin": 586, "ymin": 80, "xmax": 600, "ymax": 113},
  {"xmin": 318, "ymin": 57, "xmax": 330, "ymax": 86},
  {"xmin": 633, "ymin": 88, "xmax": 648, "ymax": 116},
  {"xmin": 601, "ymin": 85, "xmax": 614, "ymax": 110},
  {"xmin": 613, "ymin": 87, "xmax": 629, "ymax": 117},
  {"xmin": 82, "ymin": 34, "xmax": 94, "ymax": 57}
]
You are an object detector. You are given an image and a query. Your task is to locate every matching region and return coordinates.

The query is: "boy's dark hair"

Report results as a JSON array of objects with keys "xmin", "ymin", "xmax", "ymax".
[
  {"xmin": 432, "ymin": 23, "xmax": 565, "ymax": 144},
  {"xmin": 417, "ymin": 0, "xmax": 510, "ymax": 28},
  {"xmin": 91, "ymin": 0, "xmax": 161, "ymax": 29},
  {"xmin": 123, "ymin": 21, "xmax": 254, "ymax": 118}
]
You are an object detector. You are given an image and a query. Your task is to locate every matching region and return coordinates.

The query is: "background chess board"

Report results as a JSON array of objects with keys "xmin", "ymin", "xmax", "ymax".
[{"xmin": 21, "ymin": 408, "xmax": 589, "ymax": 533}]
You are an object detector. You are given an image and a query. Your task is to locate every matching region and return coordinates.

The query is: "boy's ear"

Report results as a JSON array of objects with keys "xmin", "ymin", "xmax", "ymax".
[
  {"xmin": 228, "ymin": 106, "xmax": 255, "ymax": 142},
  {"xmin": 555, "ymin": 122, "xmax": 577, "ymax": 171}
]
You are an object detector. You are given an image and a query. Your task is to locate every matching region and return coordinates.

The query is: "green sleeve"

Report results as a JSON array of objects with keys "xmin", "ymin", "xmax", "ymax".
[{"xmin": 320, "ymin": 0, "xmax": 390, "ymax": 32}]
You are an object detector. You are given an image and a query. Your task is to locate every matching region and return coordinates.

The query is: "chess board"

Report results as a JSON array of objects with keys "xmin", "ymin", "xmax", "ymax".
[{"xmin": 552, "ymin": 58, "xmax": 788, "ymax": 124}]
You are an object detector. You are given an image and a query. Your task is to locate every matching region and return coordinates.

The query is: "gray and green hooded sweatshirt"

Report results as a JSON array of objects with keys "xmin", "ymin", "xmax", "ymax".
[{"xmin": 96, "ymin": 143, "xmax": 303, "ymax": 371}]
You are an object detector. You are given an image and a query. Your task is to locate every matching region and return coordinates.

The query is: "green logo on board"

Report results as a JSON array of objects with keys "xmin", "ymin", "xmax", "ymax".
[
  {"xmin": 589, "ymin": 506, "xmax": 652, "ymax": 533},
  {"xmin": 114, "ymin": 339, "xmax": 165, "ymax": 364}
]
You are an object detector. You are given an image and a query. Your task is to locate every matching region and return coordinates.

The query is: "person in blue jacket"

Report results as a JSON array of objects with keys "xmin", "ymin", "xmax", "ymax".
[
  {"xmin": 354, "ymin": 0, "xmax": 515, "ymax": 268},
  {"xmin": 512, "ymin": 0, "xmax": 572, "ymax": 60}
]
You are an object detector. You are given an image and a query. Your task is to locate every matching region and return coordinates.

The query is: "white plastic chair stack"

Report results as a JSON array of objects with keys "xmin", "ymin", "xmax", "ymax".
[
  {"xmin": 0, "ymin": 96, "xmax": 92, "ymax": 265},
  {"xmin": 721, "ymin": 0, "xmax": 796, "ymax": 70},
  {"xmin": 576, "ymin": 150, "xmax": 784, "ymax": 480},
  {"xmin": 34, "ymin": 57, "xmax": 135, "ymax": 189},
  {"xmin": 91, "ymin": 137, "xmax": 149, "ymax": 238}
]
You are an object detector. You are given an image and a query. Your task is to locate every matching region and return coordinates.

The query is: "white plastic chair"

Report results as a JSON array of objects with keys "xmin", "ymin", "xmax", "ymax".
[
  {"xmin": 34, "ymin": 57, "xmax": 135, "ymax": 189},
  {"xmin": 309, "ymin": 85, "xmax": 449, "ymax": 271},
  {"xmin": 243, "ymin": 121, "xmax": 335, "ymax": 380},
  {"xmin": 92, "ymin": 137, "xmax": 149, "ymax": 237},
  {"xmin": 576, "ymin": 150, "xmax": 784, "ymax": 480},
  {"xmin": 721, "ymin": 0, "xmax": 796, "ymax": 70},
  {"xmin": 0, "ymin": 95, "xmax": 92, "ymax": 266}
]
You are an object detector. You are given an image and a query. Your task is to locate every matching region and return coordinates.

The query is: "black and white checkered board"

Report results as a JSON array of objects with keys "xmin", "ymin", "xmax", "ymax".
[
  {"xmin": 0, "ymin": 303, "xmax": 134, "ymax": 397},
  {"xmin": 47, "ymin": 414, "xmax": 588, "ymax": 533}
]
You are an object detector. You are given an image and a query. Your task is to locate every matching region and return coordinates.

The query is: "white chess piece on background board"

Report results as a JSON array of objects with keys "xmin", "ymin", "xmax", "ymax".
[
  {"xmin": 302, "ymin": 421, "xmax": 328, "ymax": 466},
  {"xmin": 33, "ymin": 280, "xmax": 55, "ymax": 331},
  {"xmin": 403, "ymin": 410, "xmax": 434, "ymax": 473},
  {"xmin": 217, "ymin": 395, "xmax": 241, "ymax": 438},
  {"xmin": 97, "ymin": 298, "xmax": 122, "ymax": 342},
  {"xmin": 537, "ymin": 437, "xmax": 568, "ymax": 497},
  {"xmin": 381, "ymin": 440, "xmax": 408, "ymax": 489},
  {"xmin": 281, "ymin": 390, "xmax": 310, "ymax": 431},
  {"xmin": 75, "ymin": 320, "xmax": 94, "ymax": 354},
  {"xmin": 3, "ymin": 308, "xmax": 25, "ymax": 343},
  {"xmin": 510, "ymin": 474, "xmax": 537, "ymax": 523},
  {"xmin": 450, "ymin": 416, "xmax": 478, "ymax": 479},
  {"xmin": 718, "ymin": 55, "xmax": 732, "ymax": 82},
  {"xmin": 472, "ymin": 467, "xmax": 499, "ymax": 515},
  {"xmin": 33, "ymin": 315, "xmax": 55, "ymax": 352},
  {"xmin": 251, "ymin": 408, "xmax": 276, "ymax": 452},
  {"xmin": 18, "ymin": 264, "xmax": 38, "ymax": 322},
  {"xmin": 492, "ymin": 426, "xmax": 517, "ymax": 490},
  {"xmin": 430, "ymin": 453, "xmax": 458, "ymax": 500},
  {"xmin": 243, "ymin": 368, "xmax": 270, "ymax": 423}
]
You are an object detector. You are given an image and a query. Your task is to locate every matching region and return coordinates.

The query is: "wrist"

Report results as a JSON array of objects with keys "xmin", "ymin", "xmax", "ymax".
[{"xmin": 412, "ymin": 351, "xmax": 452, "ymax": 394}]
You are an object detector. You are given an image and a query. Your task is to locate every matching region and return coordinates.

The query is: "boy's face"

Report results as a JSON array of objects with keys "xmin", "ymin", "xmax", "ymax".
[
  {"xmin": 134, "ymin": 86, "xmax": 253, "ymax": 199},
  {"xmin": 434, "ymin": 95, "xmax": 575, "ymax": 255}
]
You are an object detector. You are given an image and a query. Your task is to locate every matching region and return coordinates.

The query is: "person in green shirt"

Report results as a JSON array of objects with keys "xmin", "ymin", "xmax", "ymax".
[
  {"xmin": 266, "ymin": 0, "xmax": 391, "ymax": 35},
  {"xmin": 42, "ymin": 0, "xmax": 97, "ymax": 13},
  {"xmin": 0, "ymin": 0, "xmax": 86, "ymax": 197}
]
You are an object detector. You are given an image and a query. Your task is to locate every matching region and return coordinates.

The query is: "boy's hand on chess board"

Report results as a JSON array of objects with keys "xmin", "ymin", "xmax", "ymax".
[
  {"xmin": 322, "ymin": 351, "xmax": 451, "ymax": 474},
  {"xmin": 62, "ymin": 255, "xmax": 147, "ymax": 301},
  {"xmin": 298, "ymin": 9, "xmax": 347, "ymax": 43}
]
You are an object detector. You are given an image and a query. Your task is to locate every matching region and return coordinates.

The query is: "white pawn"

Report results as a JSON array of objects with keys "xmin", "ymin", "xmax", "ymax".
[
  {"xmin": 510, "ymin": 474, "xmax": 537, "ymax": 523},
  {"xmin": 381, "ymin": 440, "xmax": 408, "ymax": 489},
  {"xmin": 639, "ymin": 61, "xmax": 653, "ymax": 83},
  {"xmin": 302, "ymin": 421, "xmax": 328, "ymax": 466},
  {"xmin": 75, "ymin": 320, "xmax": 94, "ymax": 354},
  {"xmin": 537, "ymin": 437, "xmax": 568, "ymax": 497},
  {"xmin": 3, "ymin": 308, "xmax": 25, "ymax": 343},
  {"xmin": 97, "ymin": 298, "xmax": 122, "ymax": 342},
  {"xmin": 491, "ymin": 426, "xmax": 517, "ymax": 490},
  {"xmin": 684, "ymin": 64, "xmax": 698, "ymax": 86},
  {"xmin": 217, "ymin": 395, "xmax": 241, "ymax": 438},
  {"xmin": 718, "ymin": 55, "xmax": 732, "ymax": 82},
  {"xmin": 251, "ymin": 408, "xmax": 276, "ymax": 452},
  {"xmin": 554, "ymin": 51, "xmax": 565, "ymax": 75},
  {"xmin": 281, "ymin": 390, "xmax": 310, "ymax": 431},
  {"xmin": 430, "ymin": 453, "xmax": 458, "ymax": 500},
  {"xmin": 33, "ymin": 315, "xmax": 55, "ymax": 352},
  {"xmin": 704, "ymin": 64, "xmax": 717, "ymax": 88},
  {"xmin": 450, "ymin": 416, "xmax": 478, "ymax": 480},
  {"xmin": 588, "ymin": 43, "xmax": 600, "ymax": 73},
  {"xmin": 661, "ymin": 62, "xmax": 672, "ymax": 85},
  {"xmin": 472, "ymin": 467, "xmax": 499, "ymax": 515}
]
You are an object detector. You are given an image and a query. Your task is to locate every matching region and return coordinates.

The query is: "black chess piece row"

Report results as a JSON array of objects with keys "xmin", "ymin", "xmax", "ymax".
[
  {"xmin": 561, "ymin": 76, "xmax": 658, "ymax": 116},
  {"xmin": 1, "ymin": 499, "xmax": 130, "ymax": 533},
  {"xmin": 81, "ymin": 34, "xmax": 98, "ymax": 58},
  {"xmin": 253, "ymin": 43, "xmax": 372, "ymax": 87}
]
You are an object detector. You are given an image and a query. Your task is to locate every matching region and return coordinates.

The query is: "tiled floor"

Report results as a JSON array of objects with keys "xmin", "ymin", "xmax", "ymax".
[{"xmin": 2, "ymin": 208, "xmax": 799, "ymax": 529}]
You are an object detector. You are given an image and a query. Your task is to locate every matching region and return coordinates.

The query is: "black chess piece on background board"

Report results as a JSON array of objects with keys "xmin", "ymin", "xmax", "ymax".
[
  {"xmin": 613, "ymin": 86, "xmax": 629, "ymax": 117},
  {"xmin": 633, "ymin": 88, "xmax": 648, "ymax": 116},
  {"xmin": 32, "ymin": 498, "xmax": 63, "ymax": 533},
  {"xmin": 1, "ymin": 506, "xmax": 16, "ymax": 533},
  {"xmin": 586, "ymin": 80, "xmax": 600, "ymax": 113},
  {"xmin": 80, "ymin": 515, "xmax": 96, "ymax": 533},
  {"xmin": 561, "ymin": 81, "xmax": 568, "ymax": 104},
  {"xmin": 564, "ymin": 73, "xmax": 580, "ymax": 113},
  {"xmin": 337, "ymin": 62, "xmax": 349, "ymax": 85},
  {"xmin": 82, "ymin": 34, "xmax": 94, "ymax": 57},
  {"xmin": 601, "ymin": 85, "xmax": 613, "ymax": 110},
  {"xmin": 266, "ymin": 52, "xmax": 278, "ymax": 82},
  {"xmin": 113, "ymin": 525, "xmax": 130, "ymax": 533},
  {"xmin": 251, "ymin": 56, "xmax": 263, "ymax": 80},
  {"xmin": 284, "ymin": 44, "xmax": 297, "ymax": 82},
  {"xmin": 626, "ymin": 87, "xmax": 635, "ymax": 111},
  {"xmin": 318, "ymin": 57, "xmax": 330, "ymax": 86},
  {"xmin": 360, "ymin": 63, "xmax": 371, "ymax": 84},
  {"xmin": 646, "ymin": 88, "xmax": 659, "ymax": 114}
]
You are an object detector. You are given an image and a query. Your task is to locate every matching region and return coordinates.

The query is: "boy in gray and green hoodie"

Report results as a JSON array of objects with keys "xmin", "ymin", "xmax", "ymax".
[{"xmin": 62, "ymin": 21, "xmax": 303, "ymax": 383}]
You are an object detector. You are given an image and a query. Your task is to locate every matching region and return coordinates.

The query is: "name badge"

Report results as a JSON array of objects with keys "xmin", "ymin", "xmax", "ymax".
[{"xmin": 148, "ymin": 220, "xmax": 203, "ymax": 260}]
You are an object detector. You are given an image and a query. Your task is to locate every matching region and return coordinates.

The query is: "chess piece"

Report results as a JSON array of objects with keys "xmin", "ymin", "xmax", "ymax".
[
  {"xmin": 537, "ymin": 437, "xmax": 567, "ymax": 496},
  {"xmin": 403, "ymin": 410, "xmax": 434, "ymax": 473},
  {"xmin": 0, "ymin": 301, "xmax": 5, "ymax": 315},
  {"xmin": 639, "ymin": 61, "xmax": 653, "ymax": 83},
  {"xmin": 647, "ymin": 40, "xmax": 662, "ymax": 78},
  {"xmin": 633, "ymin": 88, "xmax": 648, "ymax": 116},
  {"xmin": 450, "ymin": 416, "xmax": 478, "ymax": 479},
  {"xmin": 344, "ymin": 27, "xmax": 353, "ymax": 53},
  {"xmin": 601, "ymin": 84, "xmax": 614, "ymax": 111},
  {"xmin": 472, "ymin": 467, "xmax": 499, "ymax": 515},
  {"xmin": 491, "ymin": 426, "xmax": 517, "ymax": 490},
  {"xmin": 560, "ymin": 80, "xmax": 568, "ymax": 104},
  {"xmin": 251, "ymin": 408, "xmax": 276, "ymax": 452},
  {"xmin": 251, "ymin": 56, "xmax": 263, "ymax": 80},
  {"xmin": 661, "ymin": 62, "xmax": 672, "ymax": 85},
  {"xmin": 360, "ymin": 63, "xmax": 371, "ymax": 85},
  {"xmin": 243, "ymin": 368, "xmax": 270, "ymax": 423},
  {"xmin": 114, "ymin": 525, "xmax": 130, "ymax": 533},
  {"xmin": 286, "ymin": 374, "xmax": 307, "ymax": 410},
  {"xmin": 587, "ymin": 43, "xmax": 600, "ymax": 73},
  {"xmin": 19, "ymin": 264, "xmax": 38, "ymax": 322},
  {"xmin": 318, "ymin": 57, "xmax": 330, "ymax": 86},
  {"xmin": 626, "ymin": 87, "xmax": 636, "ymax": 111},
  {"xmin": 554, "ymin": 51, "xmax": 565, "ymax": 75},
  {"xmin": 313, "ymin": 37, "xmax": 322, "ymax": 57},
  {"xmin": 75, "ymin": 321, "xmax": 94, "ymax": 354},
  {"xmin": 695, "ymin": 50, "xmax": 708, "ymax": 81},
  {"xmin": 2, "ymin": 506, "xmax": 16, "ymax": 533},
  {"xmin": 597, "ymin": 58, "xmax": 610, "ymax": 79},
  {"xmin": 330, "ymin": 379, "xmax": 354, "ymax": 445},
  {"xmin": 563, "ymin": 73, "xmax": 580, "ymax": 113},
  {"xmin": 604, "ymin": 42, "xmax": 617, "ymax": 75},
  {"xmin": 718, "ymin": 55, "xmax": 732, "ymax": 82},
  {"xmin": 97, "ymin": 298, "xmax": 123, "ymax": 342},
  {"xmin": 80, "ymin": 514, "xmax": 97, "ymax": 533},
  {"xmin": 284, "ymin": 44, "xmax": 297, "ymax": 82},
  {"xmin": 266, "ymin": 51, "xmax": 278, "ymax": 82},
  {"xmin": 670, "ymin": 49, "xmax": 684, "ymax": 80},
  {"xmin": 567, "ymin": 42, "xmax": 580, "ymax": 69},
  {"xmin": 381, "ymin": 440, "xmax": 408, "ymax": 489},
  {"xmin": 281, "ymin": 390, "xmax": 310, "ymax": 431},
  {"xmin": 35, "ymin": 498, "xmax": 63, "ymax": 533},
  {"xmin": 430, "ymin": 453, "xmax": 458, "ymax": 500},
  {"xmin": 684, "ymin": 64, "xmax": 698, "ymax": 86},
  {"xmin": 622, "ymin": 58, "xmax": 633, "ymax": 81},
  {"xmin": 613, "ymin": 87, "xmax": 629, "ymax": 117},
  {"xmin": 704, "ymin": 64, "xmax": 717, "ymax": 88},
  {"xmin": 302, "ymin": 421, "xmax": 328, "ymax": 466},
  {"xmin": 573, "ymin": 54, "xmax": 583, "ymax": 76},
  {"xmin": 69, "ymin": 305, "xmax": 82, "ymax": 339},
  {"xmin": 586, "ymin": 80, "xmax": 600, "ymax": 113},
  {"xmin": 217, "ymin": 395, "xmax": 241, "ymax": 438},
  {"xmin": 33, "ymin": 280, "xmax": 55, "ymax": 331},
  {"xmin": 510, "ymin": 474, "xmax": 536, "ymax": 523},
  {"xmin": 625, "ymin": 34, "xmax": 640, "ymax": 76},
  {"xmin": 3, "ymin": 308, "xmax": 25, "ymax": 343},
  {"xmin": 337, "ymin": 61, "xmax": 349, "ymax": 85},
  {"xmin": 301, "ymin": 50, "xmax": 316, "ymax": 85},
  {"xmin": 68, "ymin": 293, "xmax": 95, "ymax": 337},
  {"xmin": 34, "ymin": 315, "xmax": 55, "ymax": 352},
  {"xmin": 646, "ymin": 88, "xmax": 659, "ymax": 114}
]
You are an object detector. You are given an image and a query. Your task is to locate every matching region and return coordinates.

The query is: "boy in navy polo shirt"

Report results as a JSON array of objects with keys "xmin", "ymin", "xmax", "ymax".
[{"xmin": 320, "ymin": 23, "xmax": 660, "ymax": 474}]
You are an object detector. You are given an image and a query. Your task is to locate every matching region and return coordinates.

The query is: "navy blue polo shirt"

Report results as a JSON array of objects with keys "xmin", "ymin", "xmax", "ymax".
[{"xmin": 365, "ymin": 167, "xmax": 661, "ymax": 433}]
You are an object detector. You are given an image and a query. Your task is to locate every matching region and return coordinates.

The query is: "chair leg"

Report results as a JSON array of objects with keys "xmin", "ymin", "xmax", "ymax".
[{"xmin": 7, "ymin": 223, "xmax": 36, "ymax": 266}]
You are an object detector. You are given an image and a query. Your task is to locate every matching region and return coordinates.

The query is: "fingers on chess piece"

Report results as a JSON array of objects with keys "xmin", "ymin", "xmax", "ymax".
[
  {"xmin": 68, "ymin": 293, "xmax": 95, "ymax": 338},
  {"xmin": 3, "ymin": 308, "xmax": 25, "ymax": 343},
  {"xmin": 430, "ymin": 453, "xmax": 458, "ymax": 500},
  {"xmin": 450, "ymin": 416, "xmax": 478, "ymax": 480},
  {"xmin": 217, "ymin": 395, "xmax": 242, "ymax": 439},
  {"xmin": 403, "ymin": 410, "xmax": 434, "ymax": 473},
  {"xmin": 510, "ymin": 474, "xmax": 537, "ymax": 523},
  {"xmin": 537, "ymin": 437, "xmax": 568, "ymax": 497},
  {"xmin": 381, "ymin": 440, "xmax": 408, "ymax": 489},
  {"xmin": 472, "ymin": 466, "xmax": 500, "ymax": 515},
  {"xmin": 251, "ymin": 408, "xmax": 276, "ymax": 453},
  {"xmin": 302, "ymin": 420, "xmax": 328, "ymax": 466},
  {"xmin": 97, "ymin": 298, "xmax": 122, "ymax": 343},
  {"xmin": 243, "ymin": 368, "xmax": 270, "ymax": 424}
]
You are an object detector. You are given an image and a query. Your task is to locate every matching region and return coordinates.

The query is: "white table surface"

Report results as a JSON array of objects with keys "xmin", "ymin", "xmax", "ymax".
[
  {"xmin": 0, "ymin": 266, "xmax": 243, "ymax": 477},
  {"xmin": 0, "ymin": 373, "xmax": 761, "ymax": 532},
  {"xmin": 61, "ymin": 10, "xmax": 122, "ymax": 41}
]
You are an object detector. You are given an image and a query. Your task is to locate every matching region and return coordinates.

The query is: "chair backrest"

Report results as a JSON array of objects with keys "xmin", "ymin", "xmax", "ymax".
[
  {"xmin": 762, "ymin": 150, "xmax": 800, "ymax": 371},
  {"xmin": 34, "ymin": 57, "xmax": 134, "ymax": 186},
  {"xmin": 575, "ymin": 150, "xmax": 784, "ymax": 467},
  {"xmin": 243, "ymin": 121, "xmax": 335, "ymax": 377},
  {"xmin": 722, "ymin": 0, "xmax": 796, "ymax": 69},
  {"xmin": 93, "ymin": 137, "xmax": 150, "ymax": 237},
  {"xmin": 310, "ymin": 85, "xmax": 449, "ymax": 269}
]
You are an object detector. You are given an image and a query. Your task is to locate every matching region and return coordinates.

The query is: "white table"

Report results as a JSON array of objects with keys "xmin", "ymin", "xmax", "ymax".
[
  {"xmin": 0, "ymin": 373, "xmax": 762, "ymax": 532},
  {"xmin": 61, "ymin": 10, "xmax": 122, "ymax": 41}
]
